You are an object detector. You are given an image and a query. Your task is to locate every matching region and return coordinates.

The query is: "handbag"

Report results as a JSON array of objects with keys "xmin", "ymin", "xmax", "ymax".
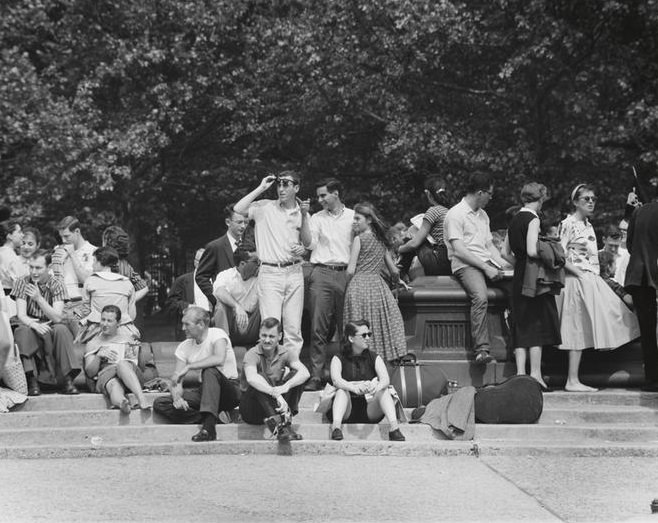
[
  {"xmin": 390, "ymin": 353, "xmax": 448, "ymax": 408},
  {"xmin": 313, "ymin": 383, "xmax": 337, "ymax": 414},
  {"xmin": 1, "ymin": 344, "xmax": 28, "ymax": 395}
]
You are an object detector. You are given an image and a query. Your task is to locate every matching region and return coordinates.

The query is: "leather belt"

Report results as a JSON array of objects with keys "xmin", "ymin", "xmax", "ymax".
[
  {"xmin": 314, "ymin": 263, "xmax": 347, "ymax": 271},
  {"xmin": 64, "ymin": 297, "xmax": 83, "ymax": 303},
  {"xmin": 260, "ymin": 260, "xmax": 302, "ymax": 268}
]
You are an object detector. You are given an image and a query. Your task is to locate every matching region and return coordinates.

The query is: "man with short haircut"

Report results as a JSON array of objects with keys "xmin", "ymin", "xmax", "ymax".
[
  {"xmin": 239, "ymin": 317, "xmax": 310, "ymax": 441},
  {"xmin": 624, "ymin": 185, "xmax": 658, "ymax": 392},
  {"xmin": 195, "ymin": 205, "xmax": 248, "ymax": 308},
  {"xmin": 443, "ymin": 171, "xmax": 511, "ymax": 365},
  {"xmin": 12, "ymin": 249, "xmax": 81, "ymax": 395},
  {"xmin": 212, "ymin": 247, "xmax": 261, "ymax": 346},
  {"xmin": 53, "ymin": 216, "xmax": 96, "ymax": 334},
  {"xmin": 234, "ymin": 172, "xmax": 307, "ymax": 356},
  {"xmin": 153, "ymin": 306, "xmax": 241, "ymax": 442},
  {"xmin": 300, "ymin": 178, "xmax": 354, "ymax": 390}
]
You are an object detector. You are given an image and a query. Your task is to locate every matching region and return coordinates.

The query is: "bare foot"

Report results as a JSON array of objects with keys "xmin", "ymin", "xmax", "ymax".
[{"xmin": 565, "ymin": 382, "xmax": 598, "ymax": 392}]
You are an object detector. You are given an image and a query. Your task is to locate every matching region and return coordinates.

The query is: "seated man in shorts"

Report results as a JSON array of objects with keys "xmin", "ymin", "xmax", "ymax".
[
  {"xmin": 239, "ymin": 317, "xmax": 310, "ymax": 441},
  {"xmin": 84, "ymin": 305, "xmax": 148, "ymax": 413},
  {"xmin": 153, "ymin": 306, "xmax": 241, "ymax": 442}
]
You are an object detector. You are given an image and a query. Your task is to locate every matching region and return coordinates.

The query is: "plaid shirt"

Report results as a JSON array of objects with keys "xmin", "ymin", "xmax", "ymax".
[{"xmin": 11, "ymin": 275, "xmax": 67, "ymax": 320}]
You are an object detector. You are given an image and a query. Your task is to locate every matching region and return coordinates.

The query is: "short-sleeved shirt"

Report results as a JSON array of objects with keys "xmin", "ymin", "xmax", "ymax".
[
  {"xmin": 84, "ymin": 271, "xmax": 135, "ymax": 324},
  {"xmin": 11, "ymin": 275, "xmax": 67, "ymax": 320},
  {"xmin": 240, "ymin": 343, "xmax": 299, "ymax": 392},
  {"xmin": 58, "ymin": 240, "xmax": 96, "ymax": 299},
  {"xmin": 444, "ymin": 198, "xmax": 494, "ymax": 272},
  {"xmin": 175, "ymin": 328, "xmax": 238, "ymax": 381},
  {"xmin": 558, "ymin": 214, "xmax": 599, "ymax": 275},
  {"xmin": 307, "ymin": 207, "xmax": 354, "ymax": 265},
  {"xmin": 423, "ymin": 205, "xmax": 449, "ymax": 246},
  {"xmin": 248, "ymin": 200, "xmax": 302, "ymax": 264},
  {"xmin": 212, "ymin": 267, "xmax": 258, "ymax": 313}
]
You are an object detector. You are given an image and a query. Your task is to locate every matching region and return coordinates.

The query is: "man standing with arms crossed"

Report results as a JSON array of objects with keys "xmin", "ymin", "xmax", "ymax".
[
  {"xmin": 300, "ymin": 178, "xmax": 354, "ymax": 391},
  {"xmin": 234, "ymin": 171, "xmax": 307, "ymax": 356}
]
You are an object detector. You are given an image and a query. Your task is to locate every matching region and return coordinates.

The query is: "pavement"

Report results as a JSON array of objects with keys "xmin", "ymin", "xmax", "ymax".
[{"xmin": 1, "ymin": 454, "xmax": 657, "ymax": 522}]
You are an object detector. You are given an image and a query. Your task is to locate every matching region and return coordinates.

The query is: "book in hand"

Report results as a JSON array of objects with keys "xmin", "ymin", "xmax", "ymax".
[{"xmin": 100, "ymin": 342, "xmax": 140, "ymax": 365}]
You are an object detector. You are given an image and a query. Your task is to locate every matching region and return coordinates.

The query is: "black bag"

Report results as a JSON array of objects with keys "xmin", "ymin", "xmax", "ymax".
[
  {"xmin": 474, "ymin": 375, "xmax": 543, "ymax": 424},
  {"xmin": 390, "ymin": 354, "xmax": 448, "ymax": 408}
]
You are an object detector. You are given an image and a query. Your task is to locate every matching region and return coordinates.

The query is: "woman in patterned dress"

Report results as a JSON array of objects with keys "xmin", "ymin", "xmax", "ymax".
[
  {"xmin": 557, "ymin": 184, "xmax": 640, "ymax": 391},
  {"xmin": 343, "ymin": 202, "xmax": 408, "ymax": 362}
]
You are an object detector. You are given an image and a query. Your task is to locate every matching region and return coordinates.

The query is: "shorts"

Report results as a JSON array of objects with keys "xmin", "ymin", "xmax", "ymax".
[{"xmin": 96, "ymin": 361, "xmax": 143, "ymax": 394}]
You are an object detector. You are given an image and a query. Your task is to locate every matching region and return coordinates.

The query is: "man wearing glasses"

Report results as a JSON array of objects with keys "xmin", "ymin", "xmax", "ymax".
[
  {"xmin": 443, "ymin": 171, "xmax": 511, "ymax": 365},
  {"xmin": 234, "ymin": 172, "xmax": 307, "ymax": 357}
]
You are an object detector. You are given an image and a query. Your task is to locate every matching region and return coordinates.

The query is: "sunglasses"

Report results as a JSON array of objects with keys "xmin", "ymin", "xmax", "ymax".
[
  {"xmin": 277, "ymin": 179, "xmax": 296, "ymax": 188},
  {"xmin": 357, "ymin": 332, "xmax": 373, "ymax": 339},
  {"xmin": 579, "ymin": 196, "xmax": 597, "ymax": 203}
]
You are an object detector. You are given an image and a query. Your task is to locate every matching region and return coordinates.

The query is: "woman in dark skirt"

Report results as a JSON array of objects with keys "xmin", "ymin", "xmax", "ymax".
[{"xmin": 504, "ymin": 183, "xmax": 561, "ymax": 390}]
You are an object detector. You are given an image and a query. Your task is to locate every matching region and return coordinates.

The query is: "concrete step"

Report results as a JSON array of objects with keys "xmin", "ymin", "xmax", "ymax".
[
  {"xmin": 14, "ymin": 393, "xmax": 168, "ymax": 412},
  {"xmin": 538, "ymin": 406, "xmax": 658, "ymax": 425},
  {"xmin": 474, "ymin": 441, "xmax": 658, "ymax": 458},
  {"xmin": 0, "ymin": 423, "xmax": 442, "ymax": 446},
  {"xmin": 0, "ymin": 439, "xmax": 476, "ymax": 460},
  {"xmin": 475, "ymin": 424, "xmax": 658, "ymax": 443}
]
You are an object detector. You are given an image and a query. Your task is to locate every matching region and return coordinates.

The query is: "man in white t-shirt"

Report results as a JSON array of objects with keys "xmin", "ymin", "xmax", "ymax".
[
  {"xmin": 234, "ymin": 171, "xmax": 308, "ymax": 356},
  {"xmin": 152, "ymin": 306, "xmax": 241, "ymax": 442},
  {"xmin": 212, "ymin": 247, "xmax": 261, "ymax": 346},
  {"xmin": 52, "ymin": 216, "xmax": 96, "ymax": 335}
]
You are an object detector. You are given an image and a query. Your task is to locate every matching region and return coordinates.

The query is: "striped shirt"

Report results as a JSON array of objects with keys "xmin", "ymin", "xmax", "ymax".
[{"xmin": 11, "ymin": 275, "xmax": 67, "ymax": 320}]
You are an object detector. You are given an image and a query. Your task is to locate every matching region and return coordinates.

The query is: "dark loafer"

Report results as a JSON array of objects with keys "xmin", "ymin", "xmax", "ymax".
[
  {"xmin": 331, "ymin": 428, "xmax": 344, "ymax": 441},
  {"xmin": 388, "ymin": 428, "xmax": 406, "ymax": 441},
  {"xmin": 27, "ymin": 376, "xmax": 41, "ymax": 396},
  {"xmin": 191, "ymin": 428, "xmax": 216, "ymax": 442},
  {"xmin": 62, "ymin": 377, "xmax": 79, "ymax": 395}
]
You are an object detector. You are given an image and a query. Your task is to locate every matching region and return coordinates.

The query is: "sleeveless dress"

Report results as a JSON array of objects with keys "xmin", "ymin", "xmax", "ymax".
[
  {"xmin": 343, "ymin": 231, "xmax": 408, "ymax": 361},
  {"xmin": 556, "ymin": 214, "xmax": 640, "ymax": 351},
  {"xmin": 508, "ymin": 209, "xmax": 561, "ymax": 347}
]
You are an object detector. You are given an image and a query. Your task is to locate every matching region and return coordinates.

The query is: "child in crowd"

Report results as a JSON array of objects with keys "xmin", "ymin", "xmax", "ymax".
[{"xmin": 599, "ymin": 251, "xmax": 633, "ymax": 310}]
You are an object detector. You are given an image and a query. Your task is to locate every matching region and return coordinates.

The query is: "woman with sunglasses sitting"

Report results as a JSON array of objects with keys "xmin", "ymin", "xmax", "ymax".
[
  {"xmin": 556, "ymin": 184, "xmax": 640, "ymax": 391},
  {"xmin": 327, "ymin": 319, "xmax": 405, "ymax": 442}
]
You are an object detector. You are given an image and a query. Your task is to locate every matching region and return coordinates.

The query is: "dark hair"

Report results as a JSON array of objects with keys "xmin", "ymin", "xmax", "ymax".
[
  {"xmin": 260, "ymin": 317, "xmax": 282, "ymax": 333},
  {"xmin": 56, "ymin": 216, "xmax": 81, "ymax": 232},
  {"xmin": 93, "ymin": 246, "xmax": 119, "ymax": 268},
  {"xmin": 224, "ymin": 204, "xmax": 242, "ymax": 221},
  {"xmin": 31, "ymin": 248, "xmax": 52, "ymax": 265},
  {"xmin": 101, "ymin": 304, "xmax": 122, "ymax": 322},
  {"xmin": 277, "ymin": 170, "xmax": 301, "ymax": 185},
  {"xmin": 183, "ymin": 305, "xmax": 211, "ymax": 327},
  {"xmin": 233, "ymin": 246, "xmax": 257, "ymax": 266},
  {"xmin": 464, "ymin": 171, "xmax": 493, "ymax": 194},
  {"xmin": 22, "ymin": 227, "xmax": 41, "ymax": 247},
  {"xmin": 602, "ymin": 224, "xmax": 622, "ymax": 240},
  {"xmin": 353, "ymin": 202, "xmax": 391, "ymax": 248},
  {"xmin": 1, "ymin": 221, "xmax": 21, "ymax": 242},
  {"xmin": 341, "ymin": 319, "xmax": 371, "ymax": 357},
  {"xmin": 424, "ymin": 177, "xmax": 450, "ymax": 207},
  {"xmin": 102, "ymin": 226, "xmax": 130, "ymax": 258},
  {"xmin": 316, "ymin": 178, "xmax": 343, "ymax": 195}
]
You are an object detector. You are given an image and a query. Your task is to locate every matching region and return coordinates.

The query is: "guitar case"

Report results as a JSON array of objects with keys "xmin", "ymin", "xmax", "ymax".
[{"xmin": 474, "ymin": 375, "xmax": 543, "ymax": 424}]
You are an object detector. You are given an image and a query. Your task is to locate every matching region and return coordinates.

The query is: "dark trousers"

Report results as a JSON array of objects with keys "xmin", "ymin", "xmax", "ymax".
[
  {"xmin": 628, "ymin": 286, "xmax": 658, "ymax": 383},
  {"xmin": 153, "ymin": 368, "xmax": 241, "ymax": 423},
  {"xmin": 417, "ymin": 243, "xmax": 451, "ymax": 276},
  {"xmin": 14, "ymin": 323, "xmax": 80, "ymax": 384},
  {"xmin": 213, "ymin": 303, "xmax": 261, "ymax": 346},
  {"xmin": 239, "ymin": 384, "xmax": 304, "ymax": 425},
  {"xmin": 308, "ymin": 265, "xmax": 348, "ymax": 379}
]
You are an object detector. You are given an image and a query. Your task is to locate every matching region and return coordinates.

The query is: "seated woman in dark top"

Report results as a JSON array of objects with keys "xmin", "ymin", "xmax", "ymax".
[{"xmin": 328, "ymin": 319, "xmax": 405, "ymax": 442}]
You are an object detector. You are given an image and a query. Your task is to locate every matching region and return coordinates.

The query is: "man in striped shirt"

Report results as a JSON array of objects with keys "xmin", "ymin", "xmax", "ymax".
[{"xmin": 12, "ymin": 249, "xmax": 81, "ymax": 396}]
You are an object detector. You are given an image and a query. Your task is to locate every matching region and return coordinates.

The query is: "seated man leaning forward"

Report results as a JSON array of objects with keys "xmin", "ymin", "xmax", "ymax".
[
  {"xmin": 12, "ymin": 249, "xmax": 81, "ymax": 395},
  {"xmin": 212, "ymin": 246, "xmax": 261, "ymax": 346},
  {"xmin": 239, "ymin": 317, "xmax": 310, "ymax": 441},
  {"xmin": 443, "ymin": 171, "xmax": 512, "ymax": 365},
  {"xmin": 153, "ymin": 306, "xmax": 241, "ymax": 442},
  {"xmin": 84, "ymin": 305, "xmax": 149, "ymax": 413}
]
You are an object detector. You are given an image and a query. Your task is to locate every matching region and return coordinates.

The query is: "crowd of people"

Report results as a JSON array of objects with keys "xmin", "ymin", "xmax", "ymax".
[{"xmin": 1, "ymin": 169, "xmax": 657, "ymax": 441}]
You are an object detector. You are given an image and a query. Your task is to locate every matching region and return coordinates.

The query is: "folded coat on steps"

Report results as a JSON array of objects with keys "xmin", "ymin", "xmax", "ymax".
[{"xmin": 415, "ymin": 386, "xmax": 476, "ymax": 440}]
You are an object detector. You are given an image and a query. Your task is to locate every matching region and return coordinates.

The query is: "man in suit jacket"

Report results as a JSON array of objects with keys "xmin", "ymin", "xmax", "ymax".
[
  {"xmin": 625, "ymin": 185, "xmax": 658, "ymax": 391},
  {"xmin": 167, "ymin": 249, "xmax": 209, "ymax": 340},
  {"xmin": 195, "ymin": 205, "xmax": 248, "ymax": 308}
]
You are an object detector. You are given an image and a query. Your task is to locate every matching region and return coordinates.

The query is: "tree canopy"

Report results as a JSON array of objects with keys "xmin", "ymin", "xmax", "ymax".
[{"xmin": 1, "ymin": 0, "xmax": 656, "ymax": 269}]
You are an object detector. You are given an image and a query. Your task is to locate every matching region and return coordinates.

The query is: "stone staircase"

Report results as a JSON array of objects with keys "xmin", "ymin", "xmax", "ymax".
[{"xmin": 2, "ymin": 388, "xmax": 658, "ymax": 459}]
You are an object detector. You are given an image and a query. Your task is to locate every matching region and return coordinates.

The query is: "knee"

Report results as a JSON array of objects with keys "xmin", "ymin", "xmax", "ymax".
[
  {"xmin": 201, "ymin": 367, "xmax": 219, "ymax": 381},
  {"xmin": 470, "ymin": 290, "xmax": 488, "ymax": 310}
]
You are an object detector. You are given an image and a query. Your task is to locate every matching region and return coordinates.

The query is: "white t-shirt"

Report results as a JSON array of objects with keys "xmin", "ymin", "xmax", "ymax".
[
  {"xmin": 174, "ymin": 327, "xmax": 238, "ymax": 380},
  {"xmin": 212, "ymin": 267, "xmax": 258, "ymax": 313},
  {"xmin": 248, "ymin": 200, "xmax": 302, "ymax": 264},
  {"xmin": 61, "ymin": 240, "xmax": 96, "ymax": 299},
  {"xmin": 307, "ymin": 207, "xmax": 354, "ymax": 265}
]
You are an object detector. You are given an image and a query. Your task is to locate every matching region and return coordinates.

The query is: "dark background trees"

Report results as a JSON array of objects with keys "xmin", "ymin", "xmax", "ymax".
[{"xmin": 1, "ymin": 0, "xmax": 656, "ymax": 274}]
